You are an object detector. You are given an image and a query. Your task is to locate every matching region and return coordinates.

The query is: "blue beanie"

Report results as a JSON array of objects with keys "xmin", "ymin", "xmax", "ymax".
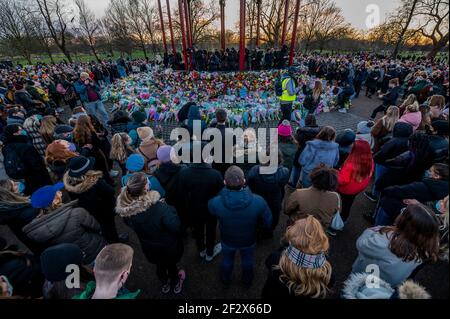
[
  {"xmin": 126, "ymin": 154, "xmax": 145, "ymax": 172},
  {"xmin": 31, "ymin": 182, "xmax": 65, "ymax": 209}
]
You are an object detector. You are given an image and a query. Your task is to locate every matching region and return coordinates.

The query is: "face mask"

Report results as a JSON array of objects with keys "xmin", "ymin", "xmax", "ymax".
[
  {"xmin": 18, "ymin": 181, "xmax": 26, "ymax": 195},
  {"xmin": 35, "ymin": 115, "xmax": 43, "ymax": 121},
  {"xmin": 435, "ymin": 201, "xmax": 442, "ymax": 213},
  {"xmin": 19, "ymin": 130, "xmax": 28, "ymax": 136},
  {"xmin": 68, "ymin": 143, "xmax": 77, "ymax": 152}
]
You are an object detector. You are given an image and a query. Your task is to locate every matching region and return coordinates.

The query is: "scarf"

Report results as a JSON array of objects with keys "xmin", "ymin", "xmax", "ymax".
[{"xmin": 286, "ymin": 245, "xmax": 326, "ymax": 269}]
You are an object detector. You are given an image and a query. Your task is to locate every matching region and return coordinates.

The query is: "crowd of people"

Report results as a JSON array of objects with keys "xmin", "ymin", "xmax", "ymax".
[{"xmin": 0, "ymin": 50, "xmax": 449, "ymax": 299}]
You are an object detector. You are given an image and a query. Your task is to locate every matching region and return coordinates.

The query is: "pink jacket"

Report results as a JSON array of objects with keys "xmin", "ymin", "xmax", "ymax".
[{"xmin": 398, "ymin": 112, "xmax": 422, "ymax": 132}]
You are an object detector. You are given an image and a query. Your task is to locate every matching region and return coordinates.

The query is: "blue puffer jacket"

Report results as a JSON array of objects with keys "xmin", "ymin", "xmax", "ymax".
[
  {"xmin": 299, "ymin": 139, "xmax": 340, "ymax": 174},
  {"xmin": 208, "ymin": 187, "xmax": 272, "ymax": 248}
]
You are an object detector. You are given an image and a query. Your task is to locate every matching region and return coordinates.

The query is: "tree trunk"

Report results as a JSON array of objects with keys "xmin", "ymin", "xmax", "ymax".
[
  {"xmin": 91, "ymin": 45, "xmax": 101, "ymax": 63},
  {"xmin": 427, "ymin": 33, "xmax": 449, "ymax": 61},
  {"xmin": 392, "ymin": 0, "xmax": 418, "ymax": 59}
]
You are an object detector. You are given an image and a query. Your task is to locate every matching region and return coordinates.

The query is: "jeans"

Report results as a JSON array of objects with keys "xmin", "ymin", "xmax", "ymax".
[
  {"xmin": 85, "ymin": 100, "xmax": 109, "ymax": 125},
  {"xmin": 220, "ymin": 243, "xmax": 255, "ymax": 285},
  {"xmin": 193, "ymin": 214, "xmax": 218, "ymax": 256},
  {"xmin": 299, "ymin": 170, "xmax": 312, "ymax": 188},
  {"xmin": 374, "ymin": 206, "xmax": 394, "ymax": 226},
  {"xmin": 371, "ymin": 164, "xmax": 388, "ymax": 198}
]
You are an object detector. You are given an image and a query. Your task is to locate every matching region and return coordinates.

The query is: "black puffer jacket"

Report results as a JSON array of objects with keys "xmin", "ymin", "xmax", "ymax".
[
  {"xmin": 2, "ymin": 134, "xmax": 52, "ymax": 195},
  {"xmin": 116, "ymin": 190, "xmax": 183, "ymax": 264},
  {"xmin": 154, "ymin": 162, "xmax": 186, "ymax": 213},
  {"xmin": 108, "ymin": 111, "xmax": 131, "ymax": 135},
  {"xmin": 22, "ymin": 201, "xmax": 106, "ymax": 264},
  {"xmin": 374, "ymin": 122, "xmax": 413, "ymax": 165}
]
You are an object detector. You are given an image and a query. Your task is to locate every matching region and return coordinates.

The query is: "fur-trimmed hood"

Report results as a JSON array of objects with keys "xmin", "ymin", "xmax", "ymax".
[
  {"xmin": 398, "ymin": 281, "xmax": 431, "ymax": 299},
  {"xmin": 342, "ymin": 273, "xmax": 394, "ymax": 299},
  {"xmin": 342, "ymin": 273, "xmax": 431, "ymax": 299},
  {"xmin": 115, "ymin": 188, "xmax": 161, "ymax": 218},
  {"xmin": 63, "ymin": 170, "xmax": 103, "ymax": 194}
]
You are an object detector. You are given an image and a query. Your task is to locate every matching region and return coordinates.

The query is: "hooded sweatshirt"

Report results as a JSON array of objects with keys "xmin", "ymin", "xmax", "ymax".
[
  {"xmin": 299, "ymin": 139, "xmax": 340, "ymax": 175},
  {"xmin": 398, "ymin": 111, "xmax": 422, "ymax": 132},
  {"xmin": 208, "ymin": 187, "xmax": 272, "ymax": 248},
  {"xmin": 373, "ymin": 122, "xmax": 413, "ymax": 165}
]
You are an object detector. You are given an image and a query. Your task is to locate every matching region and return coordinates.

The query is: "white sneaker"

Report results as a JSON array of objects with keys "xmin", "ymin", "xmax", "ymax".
[
  {"xmin": 338, "ymin": 108, "xmax": 347, "ymax": 113},
  {"xmin": 199, "ymin": 249, "xmax": 207, "ymax": 259},
  {"xmin": 205, "ymin": 243, "xmax": 222, "ymax": 262}
]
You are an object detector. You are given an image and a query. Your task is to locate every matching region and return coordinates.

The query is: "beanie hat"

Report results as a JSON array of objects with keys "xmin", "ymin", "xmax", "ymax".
[
  {"xmin": 31, "ymin": 182, "xmax": 65, "ymax": 209},
  {"xmin": 131, "ymin": 111, "xmax": 147, "ymax": 124},
  {"xmin": 432, "ymin": 120, "xmax": 449, "ymax": 136},
  {"xmin": 67, "ymin": 156, "xmax": 95, "ymax": 178},
  {"xmin": 278, "ymin": 120, "xmax": 292, "ymax": 137},
  {"xmin": 357, "ymin": 121, "xmax": 374, "ymax": 135},
  {"xmin": 336, "ymin": 129, "xmax": 356, "ymax": 147},
  {"xmin": 157, "ymin": 145, "xmax": 174, "ymax": 163},
  {"xmin": 54, "ymin": 124, "xmax": 73, "ymax": 135},
  {"xmin": 137, "ymin": 126, "xmax": 154, "ymax": 141},
  {"xmin": 126, "ymin": 154, "xmax": 145, "ymax": 172},
  {"xmin": 40, "ymin": 244, "xmax": 84, "ymax": 282}
]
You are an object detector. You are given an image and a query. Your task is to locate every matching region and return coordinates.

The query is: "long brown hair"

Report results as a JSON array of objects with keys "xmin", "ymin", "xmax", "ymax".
[
  {"xmin": 381, "ymin": 204, "xmax": 440, "ymax": 263},
  {"xmin": 277, "ymin": 216, "xmax": 332, "ymax": 298},
  {"xmin": 73, "ymin": 115, "xmax": 96, "ymax": 146},
  {"xmin": 45, "ymin": 140, "xmax": 78, "ymax": 165},
  {"xmin": 39, "ymin": 115, "xmax": 57, "ymax": 145},
  {"xmin": 316, "ymin": 126, "xmax": 336, "ymax": 141},
  {"xmin": 0, "ymin": 180, "xmax": 29, "ymax": 206}
]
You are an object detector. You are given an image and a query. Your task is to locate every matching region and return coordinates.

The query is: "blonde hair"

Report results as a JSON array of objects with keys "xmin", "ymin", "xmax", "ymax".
[
  {"xmin": 277, "ymin": 216, "xmax": 332, "ymax": 298},
  {"xmin": 312, "ymin": 80, "xmax": 323, "ymax": 102},
  {"xmin": 406, "ymin": 101, "xmax": 420, "ymax": 113},
  {"xmin": 110, "ymin": 133, "xmax": 133, "ymax": 164},
  {"xmin": 381, "ymin": 106, "xmax": 399, "ymax": 132},
  {"xmin": 0, "ymin": 180, "xmax": 29, "ymax": 206},
  {"xmin": 400, "ymin": 94, "xmax": 418, "ymax": 110},
  {"xmin": 39, "ymin": 116, "xmax": 57, "ymax": 145}
]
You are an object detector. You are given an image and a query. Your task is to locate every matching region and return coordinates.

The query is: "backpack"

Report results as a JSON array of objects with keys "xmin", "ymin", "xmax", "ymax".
[
  {"xmin": 3, "ymin": 146, "xmax": 26, "ymax": 180},
  {"xmin": 275, "ymin": 78, "xmax": 283, "ymax": 97}
]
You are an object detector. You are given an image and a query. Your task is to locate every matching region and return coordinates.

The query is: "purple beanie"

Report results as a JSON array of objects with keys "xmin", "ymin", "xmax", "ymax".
[{"xmin": 157, "ymin": 145, "xmax": 173, "ymax": 163}]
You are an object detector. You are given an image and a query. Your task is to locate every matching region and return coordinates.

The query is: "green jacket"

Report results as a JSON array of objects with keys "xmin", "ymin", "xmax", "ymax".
[{"xmin": 73, "ymin": 281, "xmax": 140, "ymax": 299}]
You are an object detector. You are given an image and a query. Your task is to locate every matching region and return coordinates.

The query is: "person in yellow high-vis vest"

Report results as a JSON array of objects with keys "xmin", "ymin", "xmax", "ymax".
[{"xmin": 279, "ymin": 73, "xmax": 297, "ymax": 123}]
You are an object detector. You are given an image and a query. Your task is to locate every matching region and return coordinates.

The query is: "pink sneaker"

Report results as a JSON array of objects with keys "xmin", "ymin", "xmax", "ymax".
[{"xmin": 173, "ymin": 269, "xmax": 186, "ymax": 294}]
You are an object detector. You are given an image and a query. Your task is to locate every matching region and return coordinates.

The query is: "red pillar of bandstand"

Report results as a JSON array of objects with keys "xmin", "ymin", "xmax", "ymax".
[
  {"xmin": 166, "ymin": 0, "xmax": 177, "ymax": 56},
  {"xmin": 178, "ymin": 0, "xmax": 189, "ymax": 70},
  {"xmin": 289, "ymin": 0, "xmax": 301, "ymax": 66},
  {"xmin": 255, "ymin": 0, "xmax": 262, "ymax": 47},
  {"xmin": 239, "ymin": 0, "xmax": 246, "ymax": 71},
  {"xmin": 157, "ymin": 0, "xmax": 168, "ymax": 53},
  {"xmin": 220, "ymin": 0, "xmax": 226, "ymax": 51},
  {"xmin": 184, "ymin": 0, "xmax": 192, "ymax": 49},
  {"xmin": 281, "ymin": 0, "xmax": 290, "ymax": 46}
]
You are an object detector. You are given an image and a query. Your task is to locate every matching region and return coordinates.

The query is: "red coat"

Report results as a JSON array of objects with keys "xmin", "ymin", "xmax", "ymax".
[{"xmin": 338, "ymin": 161, "xmax": 374, "ymax": 195}]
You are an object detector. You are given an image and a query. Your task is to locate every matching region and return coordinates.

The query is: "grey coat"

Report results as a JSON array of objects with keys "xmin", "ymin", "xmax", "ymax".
[
  {"xmin": 352, "ymin": 228, "xmax": 422, "ymax": 287},
  {"xmin": 22, "ymin": 201, "xmax": 106, "ymax": 264}
]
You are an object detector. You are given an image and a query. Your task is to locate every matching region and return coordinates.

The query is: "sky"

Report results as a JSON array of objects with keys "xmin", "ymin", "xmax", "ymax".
[{"xmin": 87, "ymin": 0, "xmax": 400, "ymax": 31}]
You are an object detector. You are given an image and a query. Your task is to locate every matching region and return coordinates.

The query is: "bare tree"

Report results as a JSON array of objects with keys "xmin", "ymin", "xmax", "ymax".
[
  {"xmin": 35, "ymin": 0, "xmax": 73, "ymax": 62},
  {"xmin": 28, "ymin": 7, "xmax": 56, "ymax": 63},
  {"xmin": 391, "ymin": 0, "xmax": 420, "ymax": 58},
  {"xmin": 106, "ymin": 0, "xmax": 134, "ymax": 56},
  {"xmin": 416, "ymin": 0, "xmax": 449, "ymax": 59},
  {"xmin": 0, "ymin": 0, "xmax": 36, "ymax": 63},
  {"xmin": 98, "ymin": 17, "xmax": 115, "ymax": 57},
  {"xmin": 139, "ymin": 0, "xmax": 158, "ymax": 54},
  {"xmin": 124, "ymin": 0, "xmax": 148, "ymax": 59},
  {"xmin": 73, "ymin": 0, "xmax": 100, "ymax": 62},
  {"xmin": 173, "ymin": 0, "xmax": 220, "ymax": 45}
]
